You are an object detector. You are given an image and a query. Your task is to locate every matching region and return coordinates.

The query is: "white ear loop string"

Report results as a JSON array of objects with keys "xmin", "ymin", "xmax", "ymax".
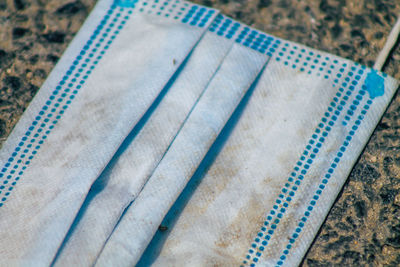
[{"xmin": 374, "ymin": 14, "xmax": 400, "ymax": 71}]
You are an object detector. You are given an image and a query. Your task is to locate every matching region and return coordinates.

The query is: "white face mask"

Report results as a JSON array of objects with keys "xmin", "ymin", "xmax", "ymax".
[
  {"xmin": 0, "ymin": 0, "xmax": 217, "ymax": 265},
  {"xmin": 0, "ymin": 0, "xmax": 398, "ymax": 266},
  {"xmin": 99, "ymin": 14, "xmax": 398, "ymax": 267},
  {"xmin": 52, "ymin": 23, "xmax": 239, "ymax": 267}
]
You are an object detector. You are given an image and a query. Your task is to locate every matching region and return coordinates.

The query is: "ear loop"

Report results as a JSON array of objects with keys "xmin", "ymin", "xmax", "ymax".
[{"xmin": 374, "ymin": 14, "xmax": 400, "ymax": 71}]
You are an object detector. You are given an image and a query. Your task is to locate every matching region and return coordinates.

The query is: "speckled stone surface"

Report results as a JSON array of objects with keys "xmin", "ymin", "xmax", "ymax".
[{"xmin": 1, "ymin": 0, "xmax": 399, "ymax": 265}]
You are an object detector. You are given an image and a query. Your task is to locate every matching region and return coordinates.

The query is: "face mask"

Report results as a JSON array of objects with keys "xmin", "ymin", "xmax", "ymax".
[
  {"xmin": 52, "ymin": 22, "xmax": 240, "ymax": 266},
  {"xmin": 104, "ymin": 14, "xmax": 398, "ymax": 266},
  {"xmin": 0, "ymin": 0, "xmax": 217, "ymax": 265},
  {"xmin": 94, "ymin": 42, "xmax": 269, "ymax": 266}
]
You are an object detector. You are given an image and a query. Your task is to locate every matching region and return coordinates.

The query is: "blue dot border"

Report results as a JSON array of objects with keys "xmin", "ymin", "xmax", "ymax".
[
  {"xmin": 275, "ymin": 97, "xmax": 373, "ymax": 266},
  {"xmin": 242, "ymin": 65, "xmax": 372, "ymax": 266},
  {"xmin": 135, "ymin": 0, "xmax": 215, "ymax": 27},
  {"xmin": 0, "ymin": 5, "xmax": 133, "ymax": 207}
]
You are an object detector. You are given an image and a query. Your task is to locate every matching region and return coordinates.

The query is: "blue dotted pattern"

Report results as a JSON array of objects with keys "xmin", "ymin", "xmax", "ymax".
[
  {"xmin": 208, "ymin": 14, "xmax": 240, "ymax": 38},
  {"xmin": 181, "ymin": 5, "xmax": 215, "ymax": 27},
  {"xmin": 207, "ymin": 15, "xmax": 364, "ymax": 85},
  {"xmin": 207, "ymin": 14, "xmax": 357, "ymax": 85},
  {"xmin": 275, "ymin": 97, "xmax": 373, "ymax": 267},
  {"xmin": 275, "ymin": 42, "xmax": 344, "ymax": 79},
  {"xmin": 242, "ymin": 65, "xmax": 368, "ymax": 266},
  {"xmin": 235, "ymin": 27, "xmax": 280, "ymax": 57},
  {"xmin": 209, "ymin": 14, "xmax": 281, "ymax": 57},
  {"xmin": 342, "ymin": 66, "xmax": 368, "ymax": 126},
  {"xmin": 115, "ymin": 0, "xmax": 138, "ymax": 8},
  {"xmin": 137, "ymin": 0, "xmax": 215, "ymax": 27},
  {"xmin": 0, "ymin": 5, "xmax": 133, "ymax": 207}
]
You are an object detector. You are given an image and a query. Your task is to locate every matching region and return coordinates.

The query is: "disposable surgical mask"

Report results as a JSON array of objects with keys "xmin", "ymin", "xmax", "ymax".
[
  {"xmin": 98, "ymin": 14, "xmax": 398, "ymax": 267},
  {"xmin": 0, "ymin": 0, "xmax": 398, "ymax": 266},
  {"xmin": 0, "ymin": 0, "xmax": 217, "ymax": 265},
  {"xmin": 53, "ymin": 20, "xmax": 239, "ymax": 267}
]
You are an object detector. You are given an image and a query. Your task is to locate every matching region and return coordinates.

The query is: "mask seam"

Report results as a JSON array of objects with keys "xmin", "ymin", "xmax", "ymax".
[
  {"xmin": 119, "ymin": 41, "xmax": 236, "ymax": 215},
  {"xmin": 273, "ymin": 88, "xmax": 375, "ymax": 267},
  {"xmin": 242, "ymin": 65, "xmax": 377, "ymax": 266}
]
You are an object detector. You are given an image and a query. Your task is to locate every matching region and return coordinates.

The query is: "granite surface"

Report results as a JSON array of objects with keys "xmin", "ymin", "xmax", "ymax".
[{"xmin": 1, "ymin": 0, "xmax": 399, "ymax": 265}]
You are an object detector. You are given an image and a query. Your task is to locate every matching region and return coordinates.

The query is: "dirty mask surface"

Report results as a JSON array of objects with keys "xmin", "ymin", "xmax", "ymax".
[
  {"xmin": 95, "ymin": 42, "xmax": 269, "ymax": 267},
  {"xmin": 0, "ymin": 0, "xmax": 217, "ymax": 265},
  {"xmin": 132, "ymin": 15, "xmax": 398, "ymax": 267},
  {"xmin": 53, "ymin": 29, "xmax": 236, "ymax": 266}
]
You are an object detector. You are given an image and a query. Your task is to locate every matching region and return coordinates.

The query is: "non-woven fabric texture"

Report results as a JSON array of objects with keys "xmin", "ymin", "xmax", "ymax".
[
  {"xmin": 94, "ymin": 43, "xmax": 269, "ymax": 267},
  {"xmin": 0, "ymin": 0, "xmax": 218, "ymax": 265},
  {"xmin": 131, "ymin": 14, "xmax": 399, "ymax": 267},
  {"xmin": 52, "ymin": 29, "xmax": 235, "ymax": 266}
]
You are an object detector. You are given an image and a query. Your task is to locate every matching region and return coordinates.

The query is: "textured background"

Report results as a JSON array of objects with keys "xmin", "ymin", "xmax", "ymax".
[{"xmin": 1, "ymin": 0, "xmax": 399, "ymax": 265}]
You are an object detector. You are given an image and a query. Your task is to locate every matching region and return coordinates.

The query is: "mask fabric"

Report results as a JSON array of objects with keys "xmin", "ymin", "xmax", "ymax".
[
  {"xmin": 52, "ymin": 21, "xmax": 240, "ymax": 266},
  {"xmin": 0, "ymin": 0, "xmax": 218, "ymax": 265},
  {"xmin": 94, "ymin": 42, "xmax": 270, "ymax": 267},
  {"xmin": 133, "ymin": 15, "xmax": 398, "ymax": 266}
]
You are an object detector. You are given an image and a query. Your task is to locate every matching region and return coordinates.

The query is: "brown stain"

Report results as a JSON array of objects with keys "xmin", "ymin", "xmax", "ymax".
[
  {"xmin": 269, "ymin": 168, "xmax": 328, "ymax": 256},
  {"xmin": 203, "ymin": 255, "xmax": 239, "ymax": 267},
  {"xmin": 36, "ymin": 84, "xmax": 116, "ymax": 166},
  {"xmin": 260, "ymin": 86, "xmax": 269, "ymax": 100},
  {"xmin": 47, "ymin": 88, "xmax": 118, "ymax": 169},
  {"xmin": 183, "ymin": 157, "xmax": 239, "ymax": 219},
  {"xmin": 79, "ymin": 93, "xmax": 114, "ymax": 127},
  {"xmin": 296, "ymin": 123, "xmax": 308, "ymax": 141},
  {"xmin": 25, "ymin": 186, "xmax": 40, "ymax": 199},
  {"xmin": 38, "ymin": 126, "xmax": 90, "ymax": 170},
  {"xmin": 214, "ymin": 225, "xmax": 241, "ymax": 249},
  {"xmin": 213, "ymin": 192, "xmax": 267, "ymax": 261},
  {"xmin": 176, "ymin": 128, "xmax": 242, "ymax": 218},
  {"xmin": 276, "ymin": 150, "xmax": 298, "ymax": 176},
  {"xmin": 262, "ymin": 176, "xmax": 274, "ymax": 186}
]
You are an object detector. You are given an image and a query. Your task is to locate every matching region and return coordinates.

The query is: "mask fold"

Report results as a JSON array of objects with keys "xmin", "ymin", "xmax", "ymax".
[
  {"xmin": 94, "ymin": 43, "xmax": 270, "ymax": 267},
  {"xmin": 52, "ymin": 28, "xmax": 236, "ymax": 267},
  {"xmin": 0, "ymin": 0, "xmax": 218, "ymax": 265}
]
